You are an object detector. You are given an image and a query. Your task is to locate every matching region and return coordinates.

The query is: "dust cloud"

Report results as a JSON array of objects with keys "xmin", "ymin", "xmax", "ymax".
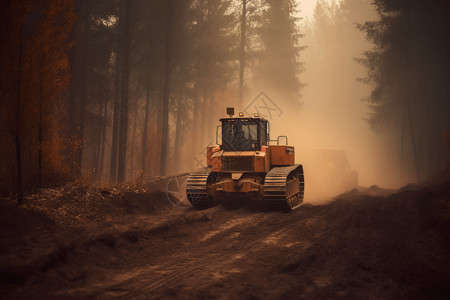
[
  {"xmin": 181, "ymin": 0, "xmax": 441, "ymax": 205},
  {"xmin": 242, "ymin": 1, "xmax": 411, "ymax": 204}
]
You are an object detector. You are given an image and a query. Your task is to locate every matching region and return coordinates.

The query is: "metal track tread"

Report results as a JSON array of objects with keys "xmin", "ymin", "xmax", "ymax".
[
  {"xmin": 264, "ymin": 164, "xmax": 305, "ymax": 211},
  {"xmin": 186, "ymin": 168, "xmax": 212, "ymax": 208}
]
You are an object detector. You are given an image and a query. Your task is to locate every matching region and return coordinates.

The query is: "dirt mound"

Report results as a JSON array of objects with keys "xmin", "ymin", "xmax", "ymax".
[
  {"xmin": 273, "ymin": 183, "xmax": 450, "ymax": 299},
  {"xmin": 17, "ymin": 181, "xmax": 175, "ymax": 228},
  {"xmin": 0, "ymin": 181, "xmax": 179, "ymax": 294}
]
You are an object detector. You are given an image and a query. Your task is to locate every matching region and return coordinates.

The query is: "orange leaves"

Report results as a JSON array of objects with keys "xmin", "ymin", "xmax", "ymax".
[{"xmin": 0, "ymin": 0, "xmax": 76, "ymax": 193}]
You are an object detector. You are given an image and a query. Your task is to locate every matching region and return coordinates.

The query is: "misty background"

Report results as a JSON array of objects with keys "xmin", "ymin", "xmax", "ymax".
[{"xmin": 1, "ymin": 0, "xmax": 449, "ymax": 204}]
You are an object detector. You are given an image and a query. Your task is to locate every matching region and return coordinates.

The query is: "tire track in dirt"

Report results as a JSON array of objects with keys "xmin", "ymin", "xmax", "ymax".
[
  {"xmin": 114, "ymin": 207, "xmax": 318, "ymax": 299},
  {"xmin": 58, "ymin": 202, "xmax": 326, "ymax": 299},
  {"xmin": 97, "ymin": 213, "xmax": 268, "ymax": 297}
]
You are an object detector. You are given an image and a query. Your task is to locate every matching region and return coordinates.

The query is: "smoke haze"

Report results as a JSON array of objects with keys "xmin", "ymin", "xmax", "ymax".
[{"xmin": 2, "ymin": 0, "xmax": 449, "ymax": 203}]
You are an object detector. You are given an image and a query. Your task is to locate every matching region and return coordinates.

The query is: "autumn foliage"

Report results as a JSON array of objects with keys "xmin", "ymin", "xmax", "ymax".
[
  {"xmin": 0, "ymin": 0, "xmax": 76, "ymax": 200},
  {"xmin": 0, "ymin": 0, "xmax": 305, "ymax": 202}
]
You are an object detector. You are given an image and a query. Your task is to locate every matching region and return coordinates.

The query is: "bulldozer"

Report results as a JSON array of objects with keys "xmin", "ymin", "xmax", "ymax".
[{"xmin": 186, "ymin": 107, "xmax": 304, "ymax": 211}]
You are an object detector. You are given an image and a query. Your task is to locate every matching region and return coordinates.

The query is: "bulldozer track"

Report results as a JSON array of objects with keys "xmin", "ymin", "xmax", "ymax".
[
  {"xmin": 264, "ymin": 164, "xmax": 305, "ymax": 210},
  {"xmin": 99, "ymin": 210, "xmax": 305, "ymax": 299},
  {"xmin": 186, "ymin": 168, "xmax": 211, "ymax": 207},
  {"xmin": 186, "ymin": 165, "xmax": 305, "ymax": 210}
]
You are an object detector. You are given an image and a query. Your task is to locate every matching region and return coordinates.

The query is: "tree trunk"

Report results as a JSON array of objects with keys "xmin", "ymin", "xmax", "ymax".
[
  {"xmin": 408, "ymin": 105, "xmax": 420, "ymax": 179},
  {"xmin": 238, "ymin": 0, "xmax": 247, "ymax": 108},
  {"xmin": 142, "ymin": 71, "xmax": 151, "ymax": 176},
  {"xmin": 159, "ymin": 0, "xmax": 173, "ymax": 176},
  {"xmin": 94, "ymin": 100, "xmax": 103, "ymax": 180},
  {"xmin": 173, "ymin": 93, "xmax": 183, "ymax": 171},
  {"xmin": 400, "ymin": 106, "xmax": 406, "ymax": 168},
  {"xmin": 69, "ymin": 0, "xmax": 89, "ymax": 179},
  {"xmin": 192, "ymin": 95, "xmax": 202, "ymax": 170},
  {"xmin": 207, "ymin": 94, "xmax": 214, "ymax": 143},
  {"xmin": 110, "ymin": 48, "xmax": 122, "ymax": 182},
  {"xmin": 200, "ymin": 88, "xmax": 208, "ymax": 147},
  {"xmin": 117, "ymin": 0, "xmax": 132, "ymax": 182},
  {"xmin": 38, "ymin": 66, "xmax": 43, "ymax": 188},
  {"xmin": 129, "ymin": 98, "xmax": 138, "ymax": 175},
  {"xmin": 15, "ymin": 25, "xmax": 24, "ymax": 205},
  {"xmin": 97, "ymin": 98, "xmax": 107, "ymax": 181}
]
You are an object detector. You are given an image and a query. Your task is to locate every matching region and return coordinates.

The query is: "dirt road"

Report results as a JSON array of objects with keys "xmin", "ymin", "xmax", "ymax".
[{"xmin": 1, "ymin": 177, "xmax": 449, "ymax": 299}]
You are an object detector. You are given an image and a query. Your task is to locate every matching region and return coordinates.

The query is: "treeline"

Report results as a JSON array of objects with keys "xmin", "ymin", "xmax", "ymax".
[
  {"xmin": 357, "ymin": 0, "xmax": 450, "ymax": 179},
  {"xmin": 5, "ymin": 0, "xmax": 447, "ymax": 203},
  {"xmin": 0, "ymin": 1, "xmax": 75, "ymax": 203},
  {"xmin": 0, "ymin": 0, "xmax": 302, "ymax": 202}
]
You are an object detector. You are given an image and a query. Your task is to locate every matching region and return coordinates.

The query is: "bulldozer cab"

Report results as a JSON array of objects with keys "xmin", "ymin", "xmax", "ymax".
[{"xmin": 220, "ymin": 117, "xmax": 268, "ymax": 151}]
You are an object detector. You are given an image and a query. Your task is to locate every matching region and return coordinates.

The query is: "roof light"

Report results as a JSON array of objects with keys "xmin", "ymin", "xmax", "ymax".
[
  {"xmin": 254, "ymin": 113, "xmax": 260, "ymax": 117},
  {"xmin": 239, "ymin": 112, "xmax": 244, "ymax": 117}
]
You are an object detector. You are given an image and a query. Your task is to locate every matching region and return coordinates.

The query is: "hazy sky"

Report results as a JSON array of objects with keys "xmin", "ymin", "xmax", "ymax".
[
  {"xmin": 298, "ymin": 0, "xmax": 318, "ymax": 18},
  {"xmin": 298, "ymin": 0, "xmax": 341, "ymax": 18}
]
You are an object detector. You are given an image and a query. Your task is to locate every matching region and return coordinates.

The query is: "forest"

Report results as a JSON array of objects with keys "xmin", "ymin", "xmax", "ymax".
[
  {"xmin": 1, "ymin": 0, "xmax": 450, "ymax": 203},
  {"xmin": 1, "ymin": 1, "xmax": 450, "ymax": 299}
]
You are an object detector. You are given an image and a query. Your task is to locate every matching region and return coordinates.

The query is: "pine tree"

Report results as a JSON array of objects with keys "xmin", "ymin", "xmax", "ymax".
[
  {"xmin": 254, "ymin": 0, "xmax": 304, "ymax": 107},
  {"xmin": 357, "ymin": 0, "xmax": 450, "ymax": 178}
]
